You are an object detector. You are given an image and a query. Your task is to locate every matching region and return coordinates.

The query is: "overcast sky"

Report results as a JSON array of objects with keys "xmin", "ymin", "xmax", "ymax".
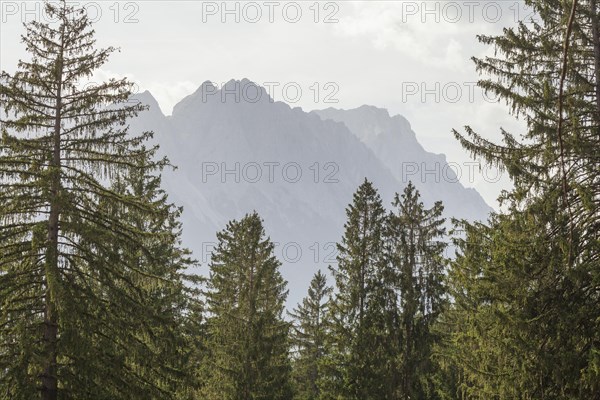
[{"xmin": 1, "ymin": 1, "xmax": 532, "ymax": 207}]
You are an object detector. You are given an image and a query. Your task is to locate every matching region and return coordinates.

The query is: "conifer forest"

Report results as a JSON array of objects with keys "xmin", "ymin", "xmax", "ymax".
[{"xmin": 0, "ymin": 0, "xmax": 599, "ymax": 399}]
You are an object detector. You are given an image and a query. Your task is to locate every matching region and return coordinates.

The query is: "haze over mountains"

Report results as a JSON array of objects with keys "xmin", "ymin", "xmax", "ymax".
[{"xmin": 128, "ymin": 78, "xmax": 492, "ymax": 305}]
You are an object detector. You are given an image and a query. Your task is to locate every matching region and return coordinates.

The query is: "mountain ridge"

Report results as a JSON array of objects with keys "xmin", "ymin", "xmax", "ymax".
[{"xmin": 128, "ymin": 79, "xmax": 492, "ymax": 305}]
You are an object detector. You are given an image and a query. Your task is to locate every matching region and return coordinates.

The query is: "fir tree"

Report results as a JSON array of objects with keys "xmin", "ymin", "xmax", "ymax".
[
  {"xmin": 0, "ymin": 1, "xmax": 197, "ymax": 398},
  {"xmin": 387, "ymin": 182, "xmax": 447, "ymax": 399},
  {"xmin": 324, "ymin": 179, "xmax": 395, "ymax": 400},
  {"xmin": 95, "ymin": 157, "xmax": 202, "ymax": 398},
  {"xmin": 203, "ymin": 212, "xmax": 292, "ymax": 400},
  {"xmin": 289, "ymin": 270, "xmax": 332, "ymax": 400},
  {"xmin": 441, "ymin": 0, "xmax": 600, "ymax": 397}
]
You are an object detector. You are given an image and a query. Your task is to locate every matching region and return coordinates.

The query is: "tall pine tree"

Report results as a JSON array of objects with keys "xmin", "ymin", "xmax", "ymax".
[
  {"xmin": 324, "ymin": 179, "xmax": 395, "ymax": 400},
  {"xmin": 387, "ymin": 182, "xmax": 447, "ymax": 399},
  {"xmin": 441, "ymin": 0, "xmax": 600, "ymax": 397},
  {"xmin": 203, "ymin": 212, "xmax": 292, "ymax": 400},
  {"xmin": 289, "ymin": 270, "xmax": 332, "ymax": 400},
  {"xmin": 92, "ymin": 157, "xmax": 202, "ymax": 398},
  {"xmin": 0, "ymin": 1, "xmax": 197, "ymax": 398}
]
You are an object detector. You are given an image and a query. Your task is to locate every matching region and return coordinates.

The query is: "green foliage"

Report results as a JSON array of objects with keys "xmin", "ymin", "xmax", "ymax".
[
  {"xmin": 203, "ymin": 212, "xmax": 293, "ymax": 400},
  {"xmin": 0, "ymin": 1, "xmax": 200, "ymax": 398},
  {"xmin": 439, "ymin": 0, "xmax": 600, "ymax": 398},
  {"xmin": 388, "ymin": 182, "xmax": 447, "ymax": 399},
  {"xmin": 322, "ymin": 179, "xmax": 448, "ymax": 400},
  {"xmin": 3, "ymin": 0, "xmax": 598, "ymax": 398},
  {"xmin": 324, "ymin": 179, "xmax": 391, "ymax": 400},
  {"xmin": 289, "ymin": 270, "xmax": 332, "ymax": 400}
]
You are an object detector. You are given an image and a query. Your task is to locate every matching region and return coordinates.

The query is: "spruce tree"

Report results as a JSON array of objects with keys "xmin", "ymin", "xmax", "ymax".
[
  {"xmin": 95, "ymin": 157, "xmax": 202, "ymax": 398},
  {"xmin": 324, "ymin": 179, "xmax": 395, "ymax": 400},
  {"xmin": 203, "ymin": 212, "xmax": 292, "ymax": 400},
  {"xmin": 441, "ymin": 0, "xmax": 600, "ymax": 397},
  {"xmin": 0, "ymin": 1, "xmax": 197, "ymax": 398},
  {"xmin": 387, "ymin": 182, "xmax": 447, "ymax": 399},
  {"xmin": 289, "ymin": 270, "xmax": 332, "ymax": 400}
]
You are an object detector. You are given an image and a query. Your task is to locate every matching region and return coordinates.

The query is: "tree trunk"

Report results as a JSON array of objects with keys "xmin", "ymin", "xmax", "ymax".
[
  {"xmin": 41, "ymin": 19, "xmax": 65, "ymax": 400},
  {"xmin": 591, "ymin": 0, "xmax": 600, "ymax": 126}
]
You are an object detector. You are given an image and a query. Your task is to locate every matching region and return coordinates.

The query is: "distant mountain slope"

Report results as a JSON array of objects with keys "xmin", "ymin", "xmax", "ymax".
[
  {"xmin": 128, "ymin": 79, "xmax": 491, "ymax": 305},
  {"xmin": 311, "ymin": 106, "xmax": 492, "ymax": 224}
]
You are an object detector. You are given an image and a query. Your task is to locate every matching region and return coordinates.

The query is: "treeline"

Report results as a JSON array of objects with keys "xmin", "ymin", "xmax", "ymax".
[
  {"xmin": 1, "ymin": 0, "xmax": 599, "ymax": 399},
  {"xmin": 289, "ymin": 181, "xmax": 447, "ymax": 400},
  {"xmin": 197, "ymin": 179, "xmax": 446, "ymax": 400}
]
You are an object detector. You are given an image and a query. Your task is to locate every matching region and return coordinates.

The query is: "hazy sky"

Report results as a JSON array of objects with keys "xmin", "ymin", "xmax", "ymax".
[{"xmin": 1, "ymin": 1, "xmax": 532, "ymax": 207}]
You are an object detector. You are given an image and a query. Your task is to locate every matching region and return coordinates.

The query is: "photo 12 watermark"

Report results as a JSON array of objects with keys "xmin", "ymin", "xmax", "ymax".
[
  {"xmin": 200, "ymin": 240, "xmax": 340, "ymax": 264},
  {"xmin": 199, "ymin": 1, "xmax": 340, "ymax": 24},
  {"xmin": 401, "ymin": 81, "xmax": 499, "ymax": 104},
  {"xmin": 1, "ymin": 1, "xmax": 141, "ymax": 24},
  {"xmin": 199, "ymin": 80, "xmax": 339, "ymax": 104},
  {"xmin": 400, "ymin": 161, "xmax": 503, "ymax": 185},
  {"xmin": 397, "ymin": 1, "xmax": 538, "ymax": 24},
  {"xmin": 200, "ymin": 161, "xmax": 340, "ymax": 184}
]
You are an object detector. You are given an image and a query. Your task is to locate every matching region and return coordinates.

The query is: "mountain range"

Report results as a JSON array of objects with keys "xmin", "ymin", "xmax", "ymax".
[{"xmin": 126, "ymin": 78, "xmax": 492, "ymax": 305}]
